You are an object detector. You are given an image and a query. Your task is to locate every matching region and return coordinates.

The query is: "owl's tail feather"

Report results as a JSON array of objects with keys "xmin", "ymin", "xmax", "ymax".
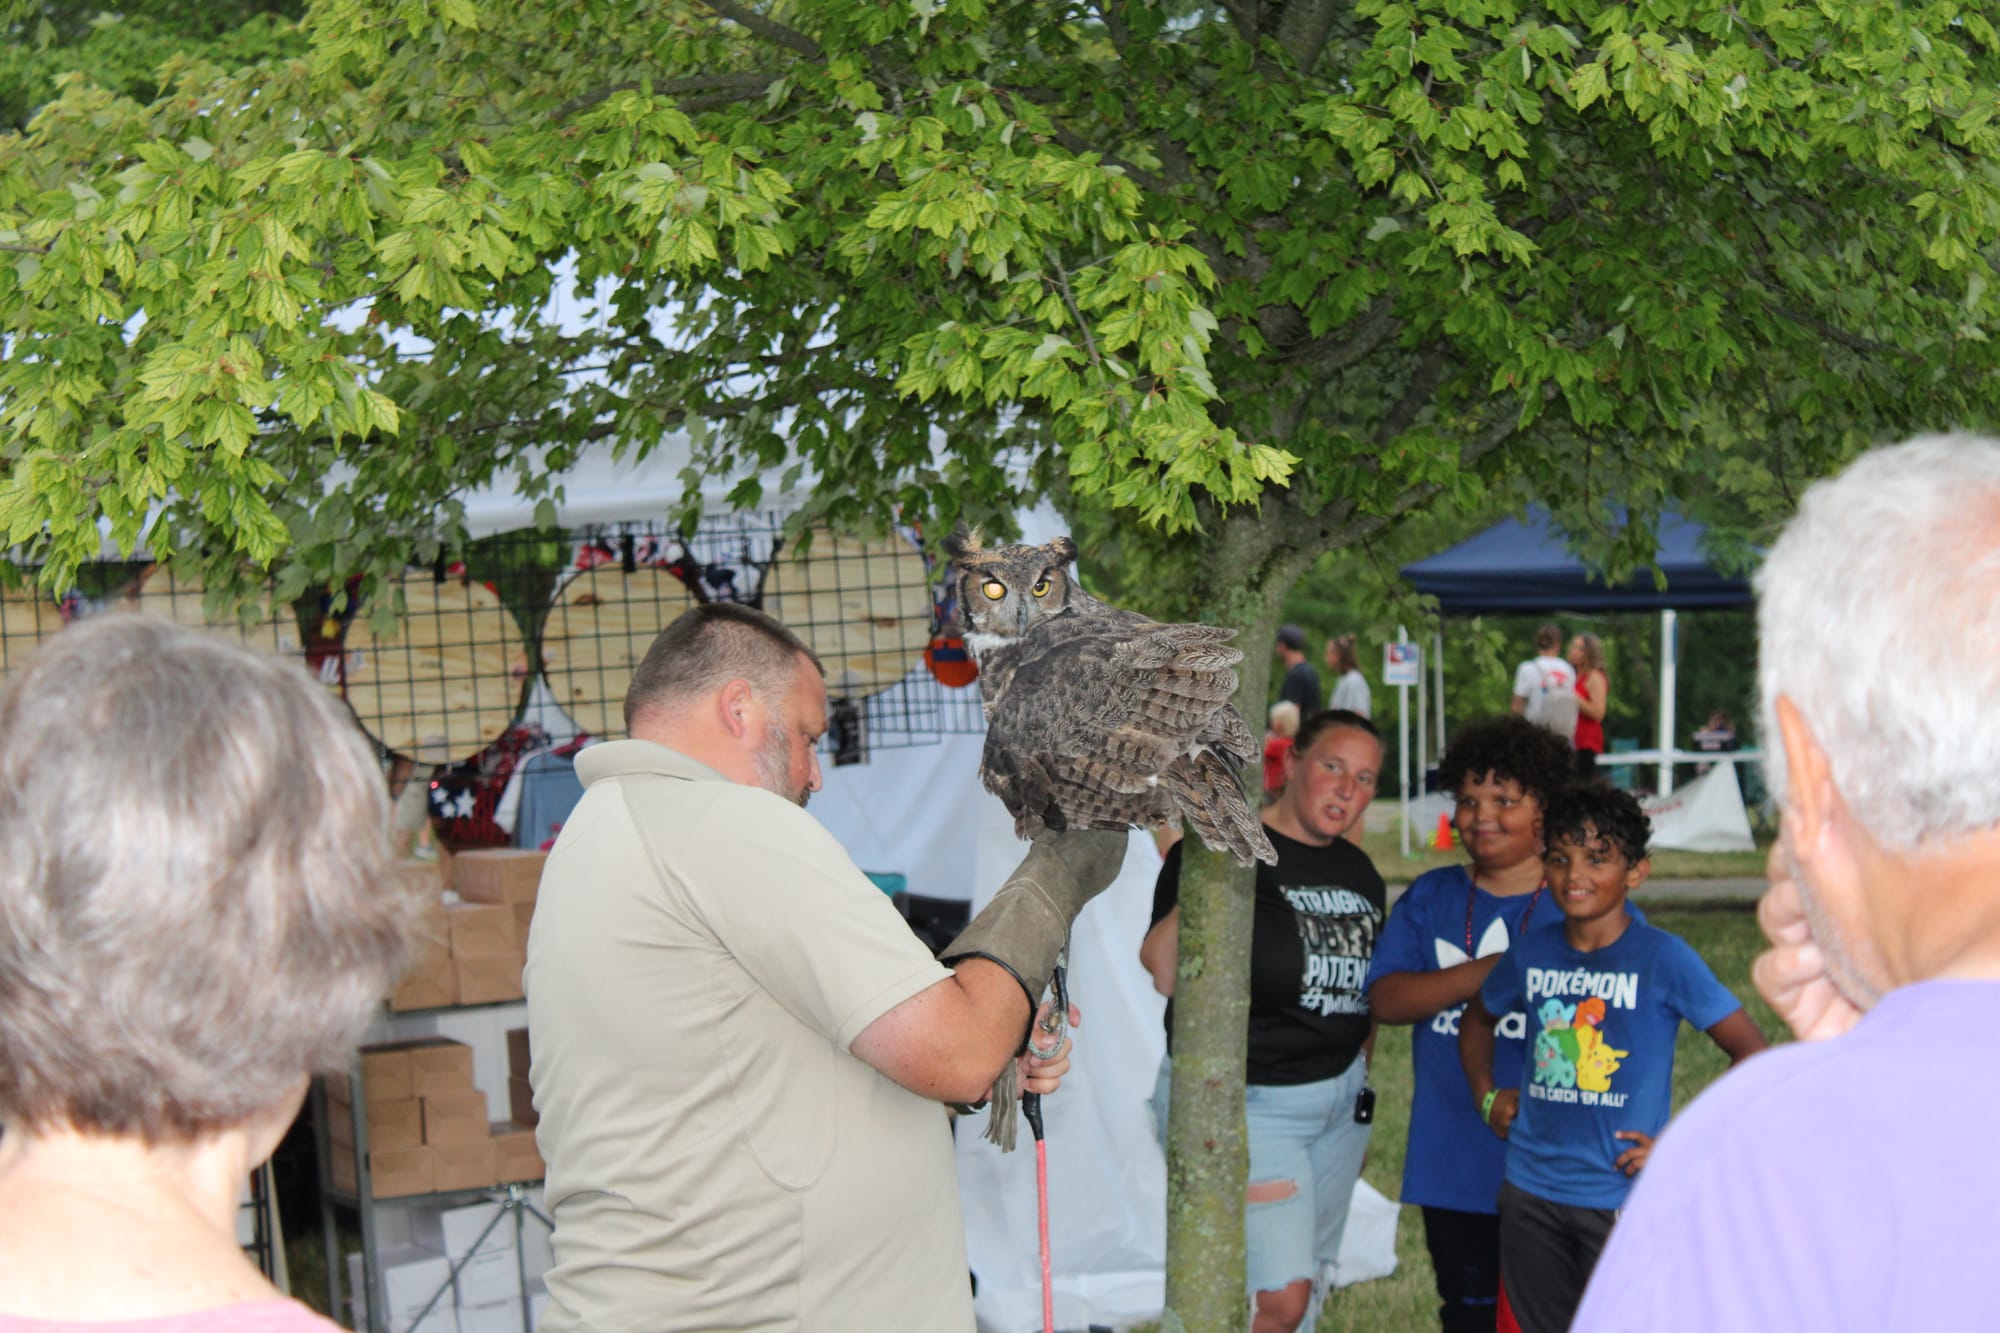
[
  {"xmin": 1205, "ymin": 704, "xmax": 1258, "ymax": 765},
  {"xmin": 1168, "ymin": 750, "xmax": 1278, "ymax": 868}
]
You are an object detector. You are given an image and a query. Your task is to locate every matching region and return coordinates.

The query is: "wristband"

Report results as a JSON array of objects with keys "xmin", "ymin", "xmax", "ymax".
[{"xmin": 1480, "ymin": 1089, "xmax": 1500, "ymax": 1124}]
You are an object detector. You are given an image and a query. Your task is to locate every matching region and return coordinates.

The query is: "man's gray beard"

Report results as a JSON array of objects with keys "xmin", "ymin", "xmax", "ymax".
[
  {"xmin": 753, "ymin": 721, "xmax": 808, "ymax": 808},
  {"xmin": 1783, "ymin": 842, "xmax": 1881, "ymax": 1011}
]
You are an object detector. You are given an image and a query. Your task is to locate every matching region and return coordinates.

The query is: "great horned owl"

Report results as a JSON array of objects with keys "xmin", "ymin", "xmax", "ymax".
[{"xmin": 945, "ymin": 531, "xmax": 1277, "ymax": 867}]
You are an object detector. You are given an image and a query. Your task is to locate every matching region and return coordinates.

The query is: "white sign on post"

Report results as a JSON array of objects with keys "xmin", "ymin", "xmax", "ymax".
[{"xmin": 1384, "ymin": 641, "xmax": 1421, "ymax": 687}]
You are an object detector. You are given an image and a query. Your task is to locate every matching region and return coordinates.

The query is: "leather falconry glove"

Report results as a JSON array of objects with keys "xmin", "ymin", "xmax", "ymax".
[{"xmin": 940, "ymin": 828, "xmax": 1127, "ymax": 1150}]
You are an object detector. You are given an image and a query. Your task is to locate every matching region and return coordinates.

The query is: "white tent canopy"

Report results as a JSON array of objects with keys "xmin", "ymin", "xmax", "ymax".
[{"xmin": 454, "ymin": 433, "xmax": 801, "ymax": 536}]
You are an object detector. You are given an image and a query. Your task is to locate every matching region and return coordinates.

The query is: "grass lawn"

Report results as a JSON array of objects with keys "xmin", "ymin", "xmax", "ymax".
[{"xmin": 1138, "ymin": 902, "xmax": 1784, "ymax": 1333}]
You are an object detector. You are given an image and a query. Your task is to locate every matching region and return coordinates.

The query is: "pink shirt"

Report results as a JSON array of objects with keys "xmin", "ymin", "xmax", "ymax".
[{"xmin": 0, "ymin": 1302, "xmax": 339, "ymax": 1332}]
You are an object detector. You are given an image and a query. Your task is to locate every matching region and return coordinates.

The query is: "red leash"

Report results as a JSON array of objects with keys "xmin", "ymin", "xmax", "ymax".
[
  {"xmin": 1023, "ymin": 1092, "xmax": 1054, "ymax": 1333},
  {"xmin": 1021, "ymin": 956, "xmax": 1069, "ymax": 1333}
]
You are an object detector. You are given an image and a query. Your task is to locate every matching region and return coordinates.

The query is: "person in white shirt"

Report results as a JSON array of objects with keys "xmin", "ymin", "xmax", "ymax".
[
  {"xmin": 1325, "ymin": 634, "xmax": 1371, "ymax": 718},
  {"xmin": 1509, "ymin": 623, "xmax": 1578, "ymax": 739}
]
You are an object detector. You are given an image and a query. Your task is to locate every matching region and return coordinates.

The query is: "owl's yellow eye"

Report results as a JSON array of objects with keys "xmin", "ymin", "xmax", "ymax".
[
  {"xmin": 1031, "ymin": 577, "xmax": 1052, "ymax": 598},
  {"xmin": 981, "ymin": 580, "xmax": 1007, "ymax": 601}
]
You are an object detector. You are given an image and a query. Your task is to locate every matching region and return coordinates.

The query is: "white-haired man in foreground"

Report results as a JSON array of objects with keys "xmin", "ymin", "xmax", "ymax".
[{"xmin": 1575, "ymin": 434, "xmax": 2000, "ymax": 1330}]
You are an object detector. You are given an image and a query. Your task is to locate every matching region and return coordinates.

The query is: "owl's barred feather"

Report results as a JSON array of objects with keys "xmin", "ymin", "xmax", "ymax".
[{"xmin": 945, "ymin": 529, "xmax": 1278, "ymax": 867}]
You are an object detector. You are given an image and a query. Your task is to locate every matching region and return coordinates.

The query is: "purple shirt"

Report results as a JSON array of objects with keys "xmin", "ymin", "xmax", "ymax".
[{"xmin": 1575, "ymin": 979, "xmax": 2000, "ymax": 1331}]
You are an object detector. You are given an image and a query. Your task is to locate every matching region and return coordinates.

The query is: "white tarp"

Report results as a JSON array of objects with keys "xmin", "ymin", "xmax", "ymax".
[
  {"xmin": 949, "ymin": 807, "xmax": 1171, "ymax": 1333},
  {"xmin": 1640, "ymin": 761, "xmax": 1756, "ymax": 853},
  {"xmin": 813, "ymin": 730, "xmax": 1173, "ymax": 1330},
  {"xmin": 455, "ymin": 435, "xmax": 807, "ymax": 537}
]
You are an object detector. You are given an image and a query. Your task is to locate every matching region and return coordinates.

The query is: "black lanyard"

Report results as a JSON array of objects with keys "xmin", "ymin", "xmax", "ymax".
[{"xmin": 1465, "ymin": 880, "xmax": 1544, "ymax": 956}]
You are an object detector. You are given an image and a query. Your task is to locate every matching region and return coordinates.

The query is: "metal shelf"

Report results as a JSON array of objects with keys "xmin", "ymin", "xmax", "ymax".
[{"xmin": 315, "ymin": 1017, "xmax": 548, "ymax": 1333}]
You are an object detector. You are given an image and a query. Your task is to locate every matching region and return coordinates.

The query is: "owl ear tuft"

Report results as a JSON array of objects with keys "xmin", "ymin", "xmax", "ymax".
[
  {"xmin": 1048, "ymin": 534, "xmax": 1079, "ymax": 565},
  {"xmin": 943, "ymin": 523, "xmax": 982, "ymax": 563}
]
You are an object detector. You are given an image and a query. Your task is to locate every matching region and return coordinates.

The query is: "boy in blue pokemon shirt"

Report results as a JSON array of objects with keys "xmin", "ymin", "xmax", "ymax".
[{"xmin": 1459, "ymin": 785, "xmax": 1765, "ymax": 1333}]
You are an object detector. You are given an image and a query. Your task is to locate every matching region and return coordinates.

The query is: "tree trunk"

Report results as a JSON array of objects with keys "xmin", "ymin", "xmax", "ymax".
[
  {"xmin": 1161, "ymin": 831, "xmax": 1257, "ymax": 1333},
  {"xmin": 1156, "ymin": 507, "xmax": 1317, "ymax": 1331}
]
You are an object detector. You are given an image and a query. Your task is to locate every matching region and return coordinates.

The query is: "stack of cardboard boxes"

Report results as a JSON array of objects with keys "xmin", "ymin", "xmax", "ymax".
[
  {"xmin": 506, "ymin": 1026, "xmax": 536, "ymax": 1132},
  {"xmin": 329, "ymin": 1038, "xmax": 525, "ymax": 1198},
  {"xmin": 344, "ymin": 1244, "xmax": 456, "ymax": 1333},
  {"xmin": 348, "ymin": 1196, "xmax": 555, "ymax": 1332},
  {"xmin": 391, "ymin": 849, "xmax": 547, "ymax": 1012},
  {"xmin": 337, "ymin": 849, "xmax": 556, "ymax": 1328}
]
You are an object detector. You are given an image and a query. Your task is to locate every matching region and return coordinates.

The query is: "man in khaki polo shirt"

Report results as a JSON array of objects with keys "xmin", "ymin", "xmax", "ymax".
[{"xmin": 526, "ymin": 602, "xmax": 1123, "ymax": 1332}]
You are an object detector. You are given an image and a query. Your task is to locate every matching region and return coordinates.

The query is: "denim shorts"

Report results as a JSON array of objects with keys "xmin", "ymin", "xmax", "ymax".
[{"xmin": 1151, "ymin": 1054, "xmax": 1373, "ymax": 1295}]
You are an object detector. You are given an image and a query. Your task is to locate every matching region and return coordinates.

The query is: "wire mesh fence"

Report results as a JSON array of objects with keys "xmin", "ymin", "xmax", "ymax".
[{"xmin": 0, "ymin": 518, "xmax": 987, "ymax": 781}]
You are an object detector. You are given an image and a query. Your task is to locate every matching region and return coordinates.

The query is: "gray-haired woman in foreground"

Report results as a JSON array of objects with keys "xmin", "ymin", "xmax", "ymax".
[{"xmin": 0, "ymin": 614, "xmax": 418, "ymax": 1331}]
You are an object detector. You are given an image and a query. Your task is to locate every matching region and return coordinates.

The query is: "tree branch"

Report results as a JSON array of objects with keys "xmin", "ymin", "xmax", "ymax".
[
  {"xmin": 549, "ymin": 73, "xmax": 777, "ymax": 122},
  {"xmin": 1375, "ymin": 346, "xmax": 1449, "ymax": 444},
  {"xmin": 1766, "ymin": 302, "xmax": 1920, "ymax": 361},
  {"xmin": 993, "ymin": 86, "xmax": 1182, "ymax": 194},
  {"xmin": 1213, "ymin": 0, "xmax": 1261, "ymax": 42},
  {"xmin": 1461, "ymin": 409, "xmax": 1522, "ymax": 468},
  {"xmin": 1289, "ymin": 296, "xmax": 1400, "ymax": 376},
  {"xmin": 1044, "ymin": 121, "xmax": 1174, "ymax": 196},
  {"xmin": 697, "ymin": 0, "xmax": 824, "ymax": 62},
  {"xmin": 1051, "ymin": 260, "xmax": 1107, "ymax": 378},
  {"xmin": 1090, "ymin": 0, "xmax": 1134, "ymax": 56},
  {"xmin": 1273, "ymin": 0, "xmax": 1342, "ymax": 70}
]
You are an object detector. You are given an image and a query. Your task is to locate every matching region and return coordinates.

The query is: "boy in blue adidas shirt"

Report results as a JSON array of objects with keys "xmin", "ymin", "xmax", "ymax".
[
  {"xmin": 1458, "ymin": 785, "xmax": 1765, "ymax": 1333},
  {"xmin": 1365, "ymin": 717, "xmax": 1574, "ymax": 1333}
]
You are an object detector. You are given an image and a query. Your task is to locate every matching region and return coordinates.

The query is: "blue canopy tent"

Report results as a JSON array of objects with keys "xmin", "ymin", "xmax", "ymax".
[
  {"xmin": 1399, "ymin": 508, "xmax": 1753, "ymax": 613},
  {"xmin": 1398, "ymin": 508, "xmax": 1756, "ymax": 799}
]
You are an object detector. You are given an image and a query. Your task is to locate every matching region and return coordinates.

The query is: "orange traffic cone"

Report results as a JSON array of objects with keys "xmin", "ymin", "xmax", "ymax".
[{"xmin": 1433, "ymin": 812, "xmax": 1455, "ymax": 851}]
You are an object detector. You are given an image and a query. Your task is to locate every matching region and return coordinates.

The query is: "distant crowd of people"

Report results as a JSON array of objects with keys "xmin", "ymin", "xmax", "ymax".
[{"xmin": 1266, "ymin": 616, "xmax": 1617, "ymax": 801}]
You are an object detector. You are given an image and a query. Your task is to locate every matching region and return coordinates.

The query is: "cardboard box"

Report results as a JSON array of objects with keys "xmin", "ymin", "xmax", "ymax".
[
  {"xmin": 394, "ymin": 858, "xmax": 448, "ymax": 894},
  {"xmin": 505, "ymin": 1028, "xmax": 531, "ymax": 1078},
  {"xmin": 346, "ymin": 1245, "xmax": 454, "ymax": 1327},
  {"xmin": 432, "ymin": 1139, "xmax": 497, "ymax": 1193},
  {"xmin": 455, "ymin": 1296, "xmax": 521, "ymax": 1333},
  {"xmin": 355, "ymin": 1045, "xmax": 416, "ymax": 1102},
  {"xmin": 445, "ymin": 903, "xmax": 520, "ymax": 960},
  {"xmin": 453, "ymin": 954, "xmax": 524, "ymax": 1006},
  {"xmin": 422, "ymin": 1092, "xmax": 492, "ymax": 1147},
  {"xmin": 409, "ymin": 1198, "xmax": 518, "ymax": 1260},
  {"xmin": 407, "ymin": 1039, "xmax": 478, "ymax": 1098},
  {"xmin": 353, "ymin": 1306, "xmax": 457, "ymax": 1333},
  {"xmin": 331, "ymin": 1097, "xmax": 424, "ymax": 1154},
  {"xmin": 453, "ymin": 849, "xmax": 547, "ymax": 905},
  {"xmin": 492, "ymin": 1121, "xmax": 543, "ymax": 1183},
  {"xmin": 331, "ymin": 1039, "xmax": 472, "ymax": 1101},
  {"xmin": 369, "ymin": 1146, "xmax": 436, "ymax": 1199},
  {"xmin": 389, "ymin": 947, "xmax": 455, "ymax": 1013},
  {"xmin": 329, "ymin": 1141, "xmax": 359, "ymax": 1197},
  {"xmin": 453, "ymin": 1245, "xmax": 522, "ymax": 1309},
  {"xmin": 513, "ymin": 901, "xmax": 537, "ymax": 950},
  {"xmin": 507, "ymin": 1075, "xmax": 537, "ymax": 1128},
  {"xmin": 409, "ymin": 891, "xmax": 450, "ymax": 956},
  {"xmin": 373, "ymin": 1099, "xmax": 427, "ymax": 1152}
]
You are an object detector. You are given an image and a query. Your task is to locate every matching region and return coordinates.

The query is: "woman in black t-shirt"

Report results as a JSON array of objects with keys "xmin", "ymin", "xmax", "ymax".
[{"xmin": 1140, "ymin": 708, "xmax": 1386, "ymax": 1333}]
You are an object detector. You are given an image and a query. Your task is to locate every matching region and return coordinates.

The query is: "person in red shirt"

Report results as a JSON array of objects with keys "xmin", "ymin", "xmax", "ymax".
[
  {"xmin": 1567, "ymin": 633, "xmax": 1610, "ymax": 782},
  {"xmin": 1264, "ymin": 700, "xmax": 1301, "ymax": 800}
]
